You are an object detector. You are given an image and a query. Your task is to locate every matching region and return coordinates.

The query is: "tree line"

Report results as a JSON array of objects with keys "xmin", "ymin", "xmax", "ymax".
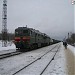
[
  {"xmin": 66, "ymin": 33, "xmax": 75, "ymax": 45},
  {"xmin": 0, "ymin": 33, "xmax": 15, "ymax": 41}
]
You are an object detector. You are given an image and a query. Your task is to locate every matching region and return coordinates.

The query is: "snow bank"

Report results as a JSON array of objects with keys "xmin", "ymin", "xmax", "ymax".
[
  {"xmin": 0, "ymin": 41, "xmax": 16, "ymax": 55},
  {"xmin": 67, "ymin": 45, "xmax": 75, "ymax": 56}
]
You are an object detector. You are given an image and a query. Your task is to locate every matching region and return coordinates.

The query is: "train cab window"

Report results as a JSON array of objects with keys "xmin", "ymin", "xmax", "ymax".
[
  {"xmin": 15, "ymin": 30, "xmax": 23, "ymax": 36},
  {"xmin": 30, "ymin": 31, "xmax": 32, "ymax": 36},
  {"xmin": 35, "ymin": 33, "xmax": 37, "ymax": 36},
  {"xmin": 15, "ymin": 31, "xmax": 18, "ymax": 34},
  {"xmin": 31, "ymin": 31, "xmax": 32, "ymax": 34},
  {"xmin": 23, "ymin": 30, "xmax": 29, "ymax": 36},
  {"xmin": 23, "ymin": 30, "xmax": 28, "ymax": 33},
  {"xmin": 32, "ymin": 32, "xmax": 35, "ymax": 36}
]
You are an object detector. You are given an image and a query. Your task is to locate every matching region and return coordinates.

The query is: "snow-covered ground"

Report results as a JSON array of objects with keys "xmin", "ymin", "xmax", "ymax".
[
  {"xmin": 68, "ymin": 45, "xmax": 75, "ymax": 56},
  {"xmin": 0, "ymin": 41, "xmax": 16, "ymax": 55},
  {"xmin": 0, "ymin": 43, "xmax": 58, "ymax": 75},
  {"xmin": 15, "ymin": 45, "xmax": 59, "ymax": 75},
  {"xmin": 0, "ymin": 42, "xmax": 75, "ymax": 75}
]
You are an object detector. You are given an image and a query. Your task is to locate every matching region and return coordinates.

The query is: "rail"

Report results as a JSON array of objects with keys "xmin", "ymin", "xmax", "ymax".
[{"xmin": 12, "ymin": 44, "xmax": 60, "ymax": 75}]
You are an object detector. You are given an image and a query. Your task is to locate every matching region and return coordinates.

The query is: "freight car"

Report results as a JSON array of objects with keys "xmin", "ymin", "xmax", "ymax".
[{"xmin": 14, "ymin": 27, "xmax": 51, "ymax": 51}]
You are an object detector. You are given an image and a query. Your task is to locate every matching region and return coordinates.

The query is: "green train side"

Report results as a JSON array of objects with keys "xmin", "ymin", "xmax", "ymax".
[{"xmin": 14, "ymin": 27, "xmax": 52, "ymax": 51}]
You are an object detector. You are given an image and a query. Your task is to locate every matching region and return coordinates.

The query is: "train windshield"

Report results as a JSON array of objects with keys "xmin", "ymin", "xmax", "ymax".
[{"xmin": 15, "ymin": 29, "xmax": 30, "ymax": 36}]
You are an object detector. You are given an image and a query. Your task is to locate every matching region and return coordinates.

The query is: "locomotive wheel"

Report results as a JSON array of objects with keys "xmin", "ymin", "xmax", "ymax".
[{"xmin": 30, "ymin": 45, "xmax": 34, "ymax": 50}]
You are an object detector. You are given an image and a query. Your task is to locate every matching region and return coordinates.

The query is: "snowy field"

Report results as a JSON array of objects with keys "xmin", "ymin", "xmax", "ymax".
[
  {"xmin": 0, "ymin": 42, "xmax": 75, "ymax": 75},
  {"xmin": 0, "ymin": 41, "xmax": 16, "ymax": 55}
]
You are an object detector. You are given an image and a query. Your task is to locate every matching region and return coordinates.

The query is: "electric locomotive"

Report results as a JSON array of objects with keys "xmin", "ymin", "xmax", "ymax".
[{"xmin": 14, "ymin": 27, "xmax": 51, "ymax": 51}]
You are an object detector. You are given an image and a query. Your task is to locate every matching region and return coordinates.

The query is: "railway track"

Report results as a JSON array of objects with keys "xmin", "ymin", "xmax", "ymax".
[
  {"xmin": 12, "ymin": 44, "xmax": 60, "ymax": 75},
  {"xmin": 40, "ymin": 45, "xmax": 60, "ymax": 75},
  {"xmin": 0, "ymin": 51, "xmax": 22, "ymax": 59},
  {"xmin": 0, "ymin": 48, "xmax": 34, "ymax": 60},
  {"xmin": 0, "ymin": 44, "xmax": 58, "ymax": 60}
]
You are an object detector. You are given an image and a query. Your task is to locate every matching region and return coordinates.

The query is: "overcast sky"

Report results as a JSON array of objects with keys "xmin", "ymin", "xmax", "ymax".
[{"xmin": 0, "ymin": 0, "xmax": 74, "ymax": 40}]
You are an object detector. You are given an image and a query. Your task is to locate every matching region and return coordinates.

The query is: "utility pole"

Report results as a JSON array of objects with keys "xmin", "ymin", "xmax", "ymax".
[
  {"xmin": 2, "ymin": 0, "xmax": 7, "ymax": 47},
  {"xmin": 68, "ymin": 33, "xmax": 69, "ymax": 39}
]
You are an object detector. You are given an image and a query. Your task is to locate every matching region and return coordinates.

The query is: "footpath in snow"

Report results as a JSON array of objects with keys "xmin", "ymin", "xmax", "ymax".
[{"xmin": 65, "ymin": 45, "xmax": 75, "ymax": 75}]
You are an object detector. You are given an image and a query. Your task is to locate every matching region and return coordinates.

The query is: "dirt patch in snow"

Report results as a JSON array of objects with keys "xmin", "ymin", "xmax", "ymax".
[{"xmin": 64, "ymin": 48, "xmax": 75, "ymax": 75}]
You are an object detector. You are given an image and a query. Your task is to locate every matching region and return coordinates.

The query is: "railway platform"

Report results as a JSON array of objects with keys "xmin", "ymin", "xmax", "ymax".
[{"xmin": 43, "ymin": 44, "xmax": 75, "ymax": 75}]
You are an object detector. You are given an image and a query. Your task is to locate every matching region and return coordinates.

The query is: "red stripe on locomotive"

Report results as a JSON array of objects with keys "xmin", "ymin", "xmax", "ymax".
[
  {"xmin": 23, "ymin": 36, "xmax": 30, "ymax": 41},
  {"xmin": 15, "ymin": 37, "xmax": 20, "ymax": 42}
]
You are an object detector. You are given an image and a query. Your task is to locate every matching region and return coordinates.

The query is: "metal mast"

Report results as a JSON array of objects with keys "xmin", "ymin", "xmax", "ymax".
[{"xmin": 2, "ymin": 0, "xmax": 7, "ymax": 47}]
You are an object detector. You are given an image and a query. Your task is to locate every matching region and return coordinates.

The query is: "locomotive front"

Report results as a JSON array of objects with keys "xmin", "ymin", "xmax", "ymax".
[{"xmin": 14, "ymin": 27, "xmax": 30, "ymax": 49}]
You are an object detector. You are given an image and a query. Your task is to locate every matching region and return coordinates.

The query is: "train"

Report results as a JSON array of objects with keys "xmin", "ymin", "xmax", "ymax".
[{"xmin": 14, "ymin": 27, "xmax": 53, "ymax": 51}]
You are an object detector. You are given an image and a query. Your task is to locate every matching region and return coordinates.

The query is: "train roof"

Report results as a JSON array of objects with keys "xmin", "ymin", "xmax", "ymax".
[
  {"xmin": 15, "ymin": 27, "xmax": 41, "ymax": 34},
  {"xmin": 15, "ymin": 27, "xmax": 28, "ymax": 30},
  {"xmin": 15, "ymin": 27, "xmax": 50, "ymax": 38}
]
